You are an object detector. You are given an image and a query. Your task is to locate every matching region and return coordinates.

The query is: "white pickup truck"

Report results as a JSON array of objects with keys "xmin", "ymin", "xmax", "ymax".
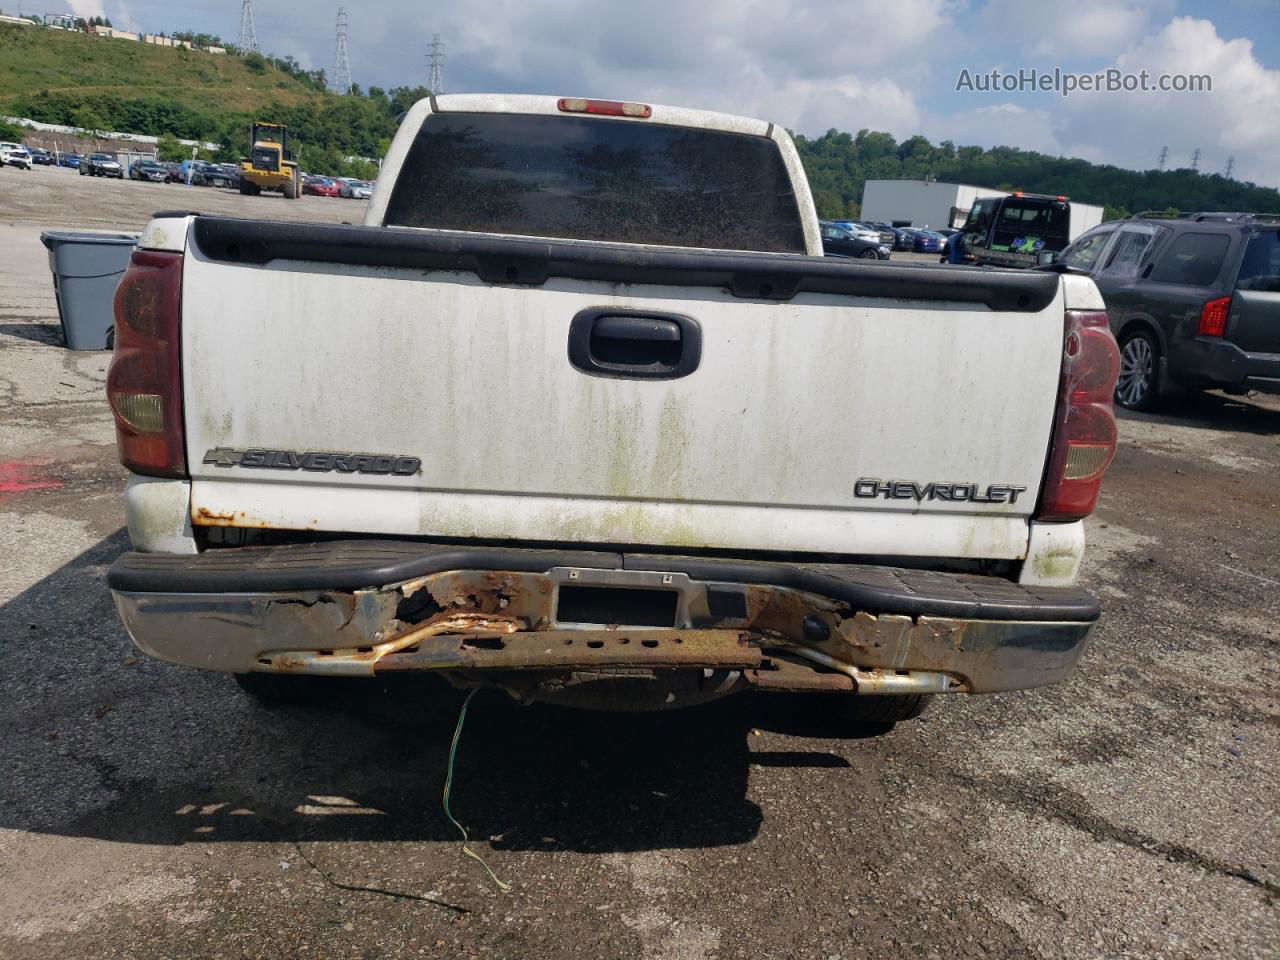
[{"xmin": 105, "ymin": 94, "xmax": 1120, "ymax": 724}]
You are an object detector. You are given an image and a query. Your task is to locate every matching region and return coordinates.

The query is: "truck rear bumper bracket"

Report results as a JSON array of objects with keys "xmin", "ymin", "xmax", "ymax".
[{"xmin": 110, "ymin": 546, "xmax": 1099, "ymax": 695}]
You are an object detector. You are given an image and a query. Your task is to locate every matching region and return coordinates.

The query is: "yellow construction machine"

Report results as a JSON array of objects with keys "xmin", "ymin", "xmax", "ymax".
[{"xmin": 238, "ymin": 122, "xmax": 301, "ymax": 198}]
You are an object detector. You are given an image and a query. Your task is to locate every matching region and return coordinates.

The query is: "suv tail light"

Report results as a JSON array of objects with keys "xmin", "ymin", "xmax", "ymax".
[
  {"xmin": 106, "ymin": 250, "xmax": 187, "ymax": 477},
  {"xmin": 1197, "ymin": 295, "xmax": 1231, "ymax": 337},
  {"xmin": 1037, "ymin": 309, "xmax": 1120, "ymax": 522}
]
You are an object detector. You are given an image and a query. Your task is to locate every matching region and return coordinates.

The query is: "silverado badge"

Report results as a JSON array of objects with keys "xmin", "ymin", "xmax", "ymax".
[{"xmin": 202, "ymin": 447, "xmax": 421, "ymax": 476}]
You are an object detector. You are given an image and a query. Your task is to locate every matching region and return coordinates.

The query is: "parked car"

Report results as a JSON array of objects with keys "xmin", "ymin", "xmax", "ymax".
[
  {"xmin": 820, "ymin": 222, "xmax": 890, "ymax": 259},
  {"xmin": 912, "ymin": 230, "xmax": 946, "ymax": 254},
  {"xmin": 28, "ymin": 146, "xmax": 56, "ymax": 166},
  {"xmin": 890, "ymin": 227, "xmax": 919, "ymax": 251},
  {"xmin": 1044, "ymin": 211, "xmax": 1280, "ymax": 410},
  {"xmin": 339, "ymin": 179, "xmax": 374, "ymax": 199},
  {"xmin": 162, "ymin": 162, "xmax": 185, "ymax": 182},
  {"xmin": 60, "ymin": 153, "xmax": 83, "ymax": 168},
  {"xmin": 178, "ymin": 160, "xmax": 214, "ymax": 185},
  {"xmin": 831, "ymin": 220, "xmax": 881, "ymax": 244},
  {"xmin": 80, "ymin": 152, "xmax": 123, "ymax": 178},
  {"xmin": 105, "ymin": 94, "xmax": 1116, "ymax": 729},
  {"xmin": 860, "ymin": 222, "xmax": 899, "ymax": 247},
  {"xmin": 129, "ymin": 160, "xmax": 170, "ymax": 182},
  {"xmin": 0, "ymin": 142, "xmax": 33, "ymax": 170},
  {"xmin": 303, "ymin": 175, "xmax": 341, "ymax": 197},
  {"xmin": 205, "ymin": 163, "xmax": 241, "ymax": 189}
]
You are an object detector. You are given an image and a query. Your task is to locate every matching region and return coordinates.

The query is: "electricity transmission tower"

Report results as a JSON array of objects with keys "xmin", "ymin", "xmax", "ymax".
[
  {"xmin": 1157, "ymin": 146, "xmax": 1168, "ymax": 170},
  {"xmin": 1190, "ymin": 148, "xmax": 1201, "ymax": 171},
  {"xmin": 332, "ymin": 7, "xmax": 352, "ymax": 94},
  {"xmin": 238, "ymin": 0, "xmax": 258, "ymax": 54},
  {"xmin": 427, "ymin": 34, "xmax": 446, "ymax": 95},
  {"xmin": 1223, "ymin": 156, "xmax": 1235, "ymax": 179}
]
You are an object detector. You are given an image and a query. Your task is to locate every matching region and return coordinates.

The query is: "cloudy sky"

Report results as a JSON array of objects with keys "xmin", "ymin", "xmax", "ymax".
[{"xmin": 73, "ymin": 0, "xmax": 1280, "ymax": 187}]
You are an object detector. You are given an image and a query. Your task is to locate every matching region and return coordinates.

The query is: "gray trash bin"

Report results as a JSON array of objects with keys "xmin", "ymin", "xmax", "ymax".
[{"xmin": 40, "ymin": 230, "xmax": 139, "ymax": 350}]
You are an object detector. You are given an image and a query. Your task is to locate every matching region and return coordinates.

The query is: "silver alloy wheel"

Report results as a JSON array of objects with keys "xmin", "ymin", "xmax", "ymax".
[{"xmin": 1117, "ymin": 335, "xmax": 1153, "ymax": 407}]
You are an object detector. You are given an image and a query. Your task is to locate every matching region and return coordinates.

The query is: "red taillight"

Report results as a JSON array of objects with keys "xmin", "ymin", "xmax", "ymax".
[
  {"xmin": 1037, "ymin": 309, "xmax": 1120, "ymax": 522},
  {"xmin": 557, "ymin": 97, "xmax": 652, "ymax": 118},
  {"xmin": 106, "ymin": 250, "xmax": 186, "ymax": 478},
  {"xmin": 1198, "ymin": 295, "xmax": 1231, "ymax": 337}
]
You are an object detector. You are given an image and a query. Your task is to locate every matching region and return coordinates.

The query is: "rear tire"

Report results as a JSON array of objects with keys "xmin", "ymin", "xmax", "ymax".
[
  {"xmin": 1115, "ymin": 329, "xmax": 1162, "ymax": 411},
  {"xmin": 234, "ymin": 672, "xmax": 329, "ymax": 706},
  {"xmin": 830, "ymin": 693, "xmax": 932, "ymax": 725}
]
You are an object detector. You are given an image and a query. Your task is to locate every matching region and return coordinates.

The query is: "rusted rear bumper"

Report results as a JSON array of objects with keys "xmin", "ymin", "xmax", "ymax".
[{"xmin": 109, "ymin": 541, "xmax": 1100, "ymax": 696}]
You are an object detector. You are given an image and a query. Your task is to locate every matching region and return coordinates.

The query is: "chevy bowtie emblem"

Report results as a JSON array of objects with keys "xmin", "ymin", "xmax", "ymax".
[
  {"xmin": 202, "ymin": 448, "xmax": 243, "ymax": 467},
  {"xmin": 201, "ymin": 447, "xmax": 421, "ymax": 476}
]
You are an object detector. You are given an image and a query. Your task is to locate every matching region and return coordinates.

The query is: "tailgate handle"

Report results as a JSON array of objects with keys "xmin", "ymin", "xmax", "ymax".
[
  {"xmin": 595, "ymin": 315, "xmax": 680, "ymax": 342},
  {"xmin": 568, "ymin": 309, "xmax": 701, "ymax": 380}
]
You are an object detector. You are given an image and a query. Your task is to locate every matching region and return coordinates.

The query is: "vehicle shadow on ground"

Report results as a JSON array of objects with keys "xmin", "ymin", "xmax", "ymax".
[
  {"xmin": 1118, "ymin": 390, "xmax": 1280, "ymax": 435},
  {"xmin": 1, "ymin": 534, "xmax": 873, "ymax": 856},
  {"xmin": 0, "ymin": 322, "xmax": 63, "ymax": 346}
]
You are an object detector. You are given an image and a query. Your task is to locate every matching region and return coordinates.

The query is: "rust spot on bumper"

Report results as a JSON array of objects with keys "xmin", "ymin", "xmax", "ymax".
[
  {"xmin": 377, "ymin": 629, "xmax": 760, "ymax": 673},
  {"xmin": 748, "ymin": 655, "xmax": 855, "ymax": 692},
  {"xmin": 263, "ymin": 610, "xmax": 524, "ymax": 676}
]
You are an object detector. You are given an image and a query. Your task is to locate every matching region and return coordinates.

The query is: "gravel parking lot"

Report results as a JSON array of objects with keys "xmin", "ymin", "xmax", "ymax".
[{"xmin": 1, "ymin": 165, "xmax": 1277, "ymax": 960}]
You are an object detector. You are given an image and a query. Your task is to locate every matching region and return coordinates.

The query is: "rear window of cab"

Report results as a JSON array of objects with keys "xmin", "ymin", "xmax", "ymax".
[{"xmin": 383, "ymin": 112, "xmax": 807, "ymax": 253}]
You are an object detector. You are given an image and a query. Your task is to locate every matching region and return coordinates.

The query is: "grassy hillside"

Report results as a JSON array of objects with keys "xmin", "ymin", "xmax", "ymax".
[
  {"xmin": 0, "ymin": 21, "xmax": 412, "ymax": 177},
  {"xmin": 0, "ymin": 22, "xmax": 325, "ymax": 112}
]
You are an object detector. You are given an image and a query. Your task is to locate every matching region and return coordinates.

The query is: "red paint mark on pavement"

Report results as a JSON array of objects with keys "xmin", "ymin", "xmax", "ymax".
[{"xmin": 0, "ymin": 459, "xmax": 62, "ymax": 495}]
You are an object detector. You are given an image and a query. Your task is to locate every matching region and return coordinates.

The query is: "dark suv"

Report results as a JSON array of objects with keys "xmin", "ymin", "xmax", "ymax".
[{"xmin": 1048, "ymin": 212, "xmax": 1280, "ymax": 410}]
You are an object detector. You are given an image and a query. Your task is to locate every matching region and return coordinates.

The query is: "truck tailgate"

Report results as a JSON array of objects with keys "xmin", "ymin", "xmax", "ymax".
[{"xmin": 179, "ymin": 219, "xmax": 1065, "ymax": 560}]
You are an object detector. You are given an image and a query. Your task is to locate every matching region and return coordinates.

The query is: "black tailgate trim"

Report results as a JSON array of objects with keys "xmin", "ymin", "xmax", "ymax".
[
  {"xmin": 108, "ymin": 541, "xmax": 1099, "ymax": 622},
  {"xmin": 189, "ymin": 216, "xmax": 1060, "ymax": 311}
]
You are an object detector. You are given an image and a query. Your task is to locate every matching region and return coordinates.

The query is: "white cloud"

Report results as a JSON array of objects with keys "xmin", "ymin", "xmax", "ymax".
[
  {"xmin": 928, "ymin": 102, "xmax": 1062, "ymax": 154},
  {"xmin": 65, "ymin": 0, "xmax": 106, "ymax": 20},
  {"xmin": 1055, "ymin": 17, "xmax": 1280, "ymax": 184},
  {"xmin": 107, "ymin": 0, "xmax": 138, "ymax": 32},
  {"xmin": 785, "ymin": 79, "xmax": 924, "ymax": 139},
  {"xmin": 975, "ymin": 0, "xmax": 1171, "ymax": 59}
]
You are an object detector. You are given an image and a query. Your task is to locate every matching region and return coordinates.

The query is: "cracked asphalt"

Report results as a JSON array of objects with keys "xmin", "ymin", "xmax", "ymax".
[{"xmin": 1, "ymin": 166, "xmax": 1277, "ymax": 959}]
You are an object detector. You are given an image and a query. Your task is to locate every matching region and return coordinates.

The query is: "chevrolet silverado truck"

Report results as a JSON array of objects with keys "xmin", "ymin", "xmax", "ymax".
[{"xmin": 105, "ymin": 94, "xmax": 1120, "ymax": 724}]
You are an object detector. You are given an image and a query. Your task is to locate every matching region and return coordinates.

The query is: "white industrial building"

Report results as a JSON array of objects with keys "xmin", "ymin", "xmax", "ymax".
[{"xmin": 861, "ymin": 180, "xmax": 1007, "ymax": 230}]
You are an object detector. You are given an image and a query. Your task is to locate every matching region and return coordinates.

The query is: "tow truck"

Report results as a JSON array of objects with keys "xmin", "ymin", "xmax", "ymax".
[{"xmin": 961, "ymin": 192, "xmax": 1103, "ymax": 268}]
